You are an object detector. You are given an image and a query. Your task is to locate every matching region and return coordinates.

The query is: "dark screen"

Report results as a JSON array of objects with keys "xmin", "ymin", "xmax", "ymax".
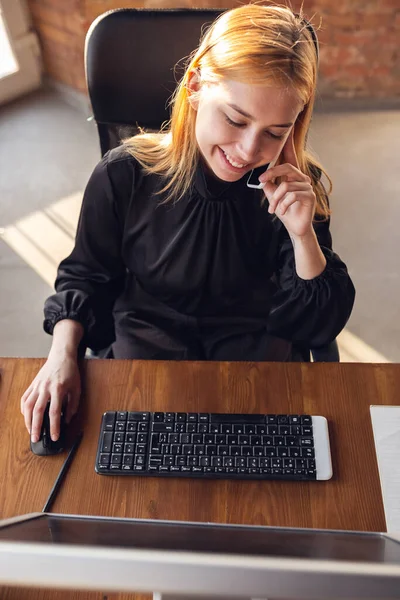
[{"xmin": 1, "ymin": 515, "xmax": 400, "ymax": 564}]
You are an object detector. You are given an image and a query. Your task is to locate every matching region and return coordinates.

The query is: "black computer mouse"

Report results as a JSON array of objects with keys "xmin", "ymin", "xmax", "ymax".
[{"xmin": 30, "ymin": 402, "xmax": 66, "ymax": 456}]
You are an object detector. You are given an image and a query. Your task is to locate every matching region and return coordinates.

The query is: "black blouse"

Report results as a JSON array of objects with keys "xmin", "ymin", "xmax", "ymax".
[{"xmin": 44, "ymin": 146, "xmax": 355, "ymax": 360}]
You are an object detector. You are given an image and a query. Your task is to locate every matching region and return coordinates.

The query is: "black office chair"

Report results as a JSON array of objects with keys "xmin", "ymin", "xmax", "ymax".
[{"xmin": 84, "ymin": 8, "xmax": 340, "ymax": 363}]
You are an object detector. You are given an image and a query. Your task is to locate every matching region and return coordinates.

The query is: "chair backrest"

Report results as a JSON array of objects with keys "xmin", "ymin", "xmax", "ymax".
[{"xmin": 85, "ymin": 8, "xmax": 223, "ymax": 155}]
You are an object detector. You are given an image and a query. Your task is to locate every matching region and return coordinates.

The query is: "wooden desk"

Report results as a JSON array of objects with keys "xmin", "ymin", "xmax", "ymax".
[{"xmin": 0, "ymin": 357, "xmax": 398, "ymax": 599}]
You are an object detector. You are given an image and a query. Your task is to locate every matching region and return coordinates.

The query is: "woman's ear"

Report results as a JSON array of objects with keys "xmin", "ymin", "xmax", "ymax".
[{"xmin": 186, "ymin": 68, "xmax": 201, "ymax": 111}]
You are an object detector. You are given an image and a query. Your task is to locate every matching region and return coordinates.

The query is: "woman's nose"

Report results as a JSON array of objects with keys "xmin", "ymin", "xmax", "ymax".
[{"xmin": 237, "ymin": 132, "xmax": 260, "ymax": 163}]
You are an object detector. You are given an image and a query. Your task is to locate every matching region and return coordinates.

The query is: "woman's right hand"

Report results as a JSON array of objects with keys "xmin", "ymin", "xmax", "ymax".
[{"xmin": 20, "ymin": 351, "xmax": 81, "ymax": 443}]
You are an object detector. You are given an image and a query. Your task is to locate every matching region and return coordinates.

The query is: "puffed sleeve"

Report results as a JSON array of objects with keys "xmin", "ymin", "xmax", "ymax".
[
  {"xmin": 267, "ymin": 214, "xmax": 355, "ymax": 348},
  {"xmin": 43, "ymin": 151, "xmax": 132, "ymax": 350}
]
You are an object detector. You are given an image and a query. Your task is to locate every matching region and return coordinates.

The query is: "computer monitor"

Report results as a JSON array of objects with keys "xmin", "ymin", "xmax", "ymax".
[{"xmin": 0, "ymin": 513, "xmax": 400, "ymax": 599}]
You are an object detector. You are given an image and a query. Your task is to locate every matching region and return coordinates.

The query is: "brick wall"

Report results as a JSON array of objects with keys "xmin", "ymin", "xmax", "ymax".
[{"xmin": 26, "ymin": 0, "xmax": 400, "ymax": 100}]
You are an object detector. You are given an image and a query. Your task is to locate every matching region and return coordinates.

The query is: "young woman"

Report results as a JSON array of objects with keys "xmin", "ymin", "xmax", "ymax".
[{"xmin": 21, "ymin": 4, "xmax": 355, "ymax": 443}]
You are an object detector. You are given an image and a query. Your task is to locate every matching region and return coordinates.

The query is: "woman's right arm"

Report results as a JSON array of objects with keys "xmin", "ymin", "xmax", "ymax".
[{"xmin": 21, "ymin": 150, "xmax": 134, "ymax": 441}]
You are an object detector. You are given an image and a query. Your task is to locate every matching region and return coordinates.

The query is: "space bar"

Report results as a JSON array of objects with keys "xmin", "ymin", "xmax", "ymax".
[{"xmin": 210, "ymin": 414, "xmax": 265, "ymax": 423}]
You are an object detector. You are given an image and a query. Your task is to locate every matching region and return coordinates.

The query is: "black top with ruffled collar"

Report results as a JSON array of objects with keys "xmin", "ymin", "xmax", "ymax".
[{"xmin": 44, "ymin": 146, "xmax": 355, "ymax": 359}]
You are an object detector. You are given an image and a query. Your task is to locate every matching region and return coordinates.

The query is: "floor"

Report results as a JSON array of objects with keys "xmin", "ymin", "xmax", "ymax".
[{"xmin": 0, "ymin": 86, "xmax": 399, "ymax": 361}]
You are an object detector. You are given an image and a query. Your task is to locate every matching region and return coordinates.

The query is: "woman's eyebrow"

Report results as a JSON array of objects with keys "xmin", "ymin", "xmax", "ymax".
[{"xmin": 227, "ymin": 103, "xmax": 293, "ymax": 127}]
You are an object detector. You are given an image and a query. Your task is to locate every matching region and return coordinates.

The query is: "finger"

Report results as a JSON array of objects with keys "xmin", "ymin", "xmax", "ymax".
[
  {"xmin": 23, "ymin": 388, "xmax": 38, "ymax": 434},
  {"xmin": 65, "ymin": 387, "xmax": 81, "ymax": 424},
  {"xmin": 267, "ymin": 182, "xmax": 311, "ymax": 214},
  {"xmin": 30, "ymin": 391, "xmax": 50, "ymax": 443},
  {"xmin": 282, "ymin": 128, "xmax": 300, "ymax": 169},
  {"xmin": 277, "ymin": 191, "xmax": 312, "ymax": 216},
  {"xmin": 21, "ymin": 384, "xmax": 33, "ymax": 414},
  {"xmin": 48, "ymin": 386, "xmax": 64, "ymax": 441},
  {"xmin": 260, "ymin": 164, "xmax": 310, "ymax": 184}
]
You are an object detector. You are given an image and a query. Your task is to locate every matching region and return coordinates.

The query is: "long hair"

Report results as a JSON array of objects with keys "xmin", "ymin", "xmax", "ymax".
[{"xmin": 123, "ymin": 3, "xmax": 331, "ymax": 219}]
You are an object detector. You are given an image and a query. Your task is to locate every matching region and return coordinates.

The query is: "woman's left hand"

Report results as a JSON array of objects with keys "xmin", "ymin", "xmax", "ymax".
[{"xmin": 258, "ymin": 130, "xmax": 316, "ymax": 239}]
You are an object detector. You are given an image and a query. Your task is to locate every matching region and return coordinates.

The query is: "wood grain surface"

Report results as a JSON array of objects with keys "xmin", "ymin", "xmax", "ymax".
[{"xmin": 0, "ymin": 357, "xmax": 398, "ymax": 599}]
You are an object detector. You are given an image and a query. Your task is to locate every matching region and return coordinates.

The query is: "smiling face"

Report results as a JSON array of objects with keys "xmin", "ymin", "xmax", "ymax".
[{"xmin": 189, "ymin": 77, "xmax": 304, "ymax": 182}]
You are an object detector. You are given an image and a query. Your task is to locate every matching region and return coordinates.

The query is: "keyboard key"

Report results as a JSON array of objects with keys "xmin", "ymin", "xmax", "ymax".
[
  {"xmin": 277, "ymin": 447, "xmax": 289, "ymax": 457},
  {"xmin": 129, "ymin": 412, "xmax": 149, "ymax": 421},
  {"xmin": 111, "ymin": 454, "xmax": 122, "ymax": 466},
  {"xmin": 277, "ymin": 415, "xmax": 289, "ymax": 424},
  {"xmin": 138, "ymin": 422, "xmax": 149, "ymax": 432},
  {"xmin": 302, "ymin": 448, "xmax": 315, "ymax": 458},
  {"xmin": 264, "ymin": 448, "xmax": 277, "ymax": 457},
  {"xmin": 244, "ymin": 425, "xmax": 256, "ymax": 435},
  {"xmin": 300, "ymin": 438, "xmax": 314, "ymax": 447},
  {"xmin": 104, "ymin": 412, "xmax": 116, "ymax": 431},
  {"xmin": 99, "ymin": 453, "xmax": 110, "ymax": 465},
  {"xmin": 199, "ymin": 413, "xmax": 209, "ymax": 422},
  {"xmin": 250, "ymin": 435, "xmax": 261, "ymax": 445},
  {"xmin": 262, "ymin": 435, "xmax": 273, "ymax": 446},
  {"xmin": 301, "ymin": 415, "xmax": 312, "ymax": 425},
  {"xmin": 152, "ymin": 423, "xmax": 174, "ymax": 433},
  {"xmin": 188, "ymin": 413, "xmax": 198, "ymax": 422},
  {"xmin": 115, "ymin": 422, "xmax": 126, "ymax": 432},
  {"xmin": 289, "ymin": 415, "xmax": 300, "ymax": 425},
  {"xmin": 112, "ymin": 443, "xmax": 123, "ymax": 454},
  {"xmin": 154, "ymin": 412, "xmax": 164, "ymax": 422},
  {"xmin": 101, "ymin": 432, "xmax": 113, "ymax": 453},
  {"xmin": 221, "ymin": 424, "xmax": 233, "ymax": 434},
  {"xmin": 126, "ymin": 422, "xmax": 137, "ymax": 432},
  {"xmin": 176, "ymin": 413, "xmax": 186, "ymax": 422},
  {"xmin": 233, "ymin": 424, "xmax": 244, "ymax": 434},
  {"xmin": 279, "ymin": 425, "xmax": 291, "ymax": 435},
  {"xmin": 176, "ymin": 456, "xmax": 186, "ymax": 466}
]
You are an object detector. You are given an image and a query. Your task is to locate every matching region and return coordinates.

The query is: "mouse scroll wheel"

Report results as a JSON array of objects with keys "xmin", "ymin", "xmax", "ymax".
[{"xmin": 42, "ymin": 432, "xmax": 49, "ymax": 448}]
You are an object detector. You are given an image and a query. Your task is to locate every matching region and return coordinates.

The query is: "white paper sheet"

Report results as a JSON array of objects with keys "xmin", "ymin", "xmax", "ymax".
[{"xmin": 370, "ymin": 406, "xmax": 400, "ymax": 532}]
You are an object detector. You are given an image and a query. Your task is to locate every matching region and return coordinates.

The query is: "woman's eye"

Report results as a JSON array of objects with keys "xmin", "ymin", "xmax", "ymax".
[
  {"xmin": 267, "ymin": 131, "xmax": 285, "ymax": 140},
  {"xmin": 225, "ymin": 116, "xmax": 245, "ymax": 128}
]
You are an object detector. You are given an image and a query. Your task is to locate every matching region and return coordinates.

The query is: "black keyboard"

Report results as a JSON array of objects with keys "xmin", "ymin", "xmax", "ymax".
[{"xmin": 95, "ymin": 412, "xmax": 318, "ymax": 481}]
